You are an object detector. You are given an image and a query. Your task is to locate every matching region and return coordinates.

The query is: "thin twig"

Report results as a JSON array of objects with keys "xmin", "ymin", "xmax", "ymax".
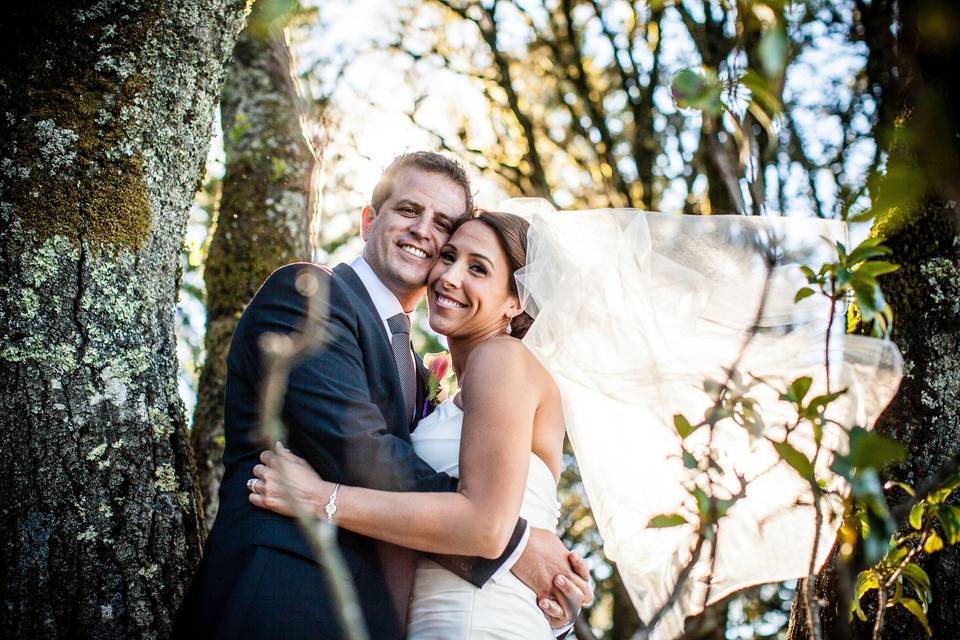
[{"xmin": 257, "ymin": 271, "xmax": 369, "ymax": 640}]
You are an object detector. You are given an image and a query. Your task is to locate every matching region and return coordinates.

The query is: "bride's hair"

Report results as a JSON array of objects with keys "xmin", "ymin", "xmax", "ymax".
[{"xmin": 458, "ymin": 210, "xmax": 535, "ymax": 339}]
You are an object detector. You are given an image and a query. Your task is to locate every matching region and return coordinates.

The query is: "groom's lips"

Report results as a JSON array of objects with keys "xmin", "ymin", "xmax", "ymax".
[{"xmin": 398, "ymin": 242, "xmax": 430, "ymax": 259}]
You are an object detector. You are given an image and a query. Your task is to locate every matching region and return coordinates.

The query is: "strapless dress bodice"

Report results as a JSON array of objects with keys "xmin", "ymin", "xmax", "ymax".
[{"xmin": 411, "ymin": 398, "xmax": 560, "ymax": 531}]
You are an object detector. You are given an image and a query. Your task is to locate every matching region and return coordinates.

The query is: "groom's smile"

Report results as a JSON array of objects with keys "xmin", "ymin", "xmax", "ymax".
[{"xmin": 399, "ymin": 243, "xmax": 430, "ymax": 260}]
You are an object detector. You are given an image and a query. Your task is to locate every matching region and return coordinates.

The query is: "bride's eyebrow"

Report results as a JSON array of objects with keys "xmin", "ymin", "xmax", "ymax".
[{"xmin": 466, "ymin": 251, "xmax": 494, "ymax": 268}]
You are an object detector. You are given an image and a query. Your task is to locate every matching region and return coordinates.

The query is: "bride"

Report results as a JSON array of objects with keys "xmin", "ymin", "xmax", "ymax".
[{"xmin": 249, "ymin": 204, "xmax": 902, "ymax": 638}]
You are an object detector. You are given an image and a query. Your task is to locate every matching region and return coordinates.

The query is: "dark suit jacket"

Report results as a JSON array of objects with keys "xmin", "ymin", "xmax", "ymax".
[{"xmin": 175, "ymin": 263, "xmax": 526, "ymax": 640}]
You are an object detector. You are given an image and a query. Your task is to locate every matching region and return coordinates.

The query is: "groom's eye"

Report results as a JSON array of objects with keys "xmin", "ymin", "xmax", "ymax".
[{"xmin": 435, "ymin": 218, "xmax": 451, "ymax": 231}]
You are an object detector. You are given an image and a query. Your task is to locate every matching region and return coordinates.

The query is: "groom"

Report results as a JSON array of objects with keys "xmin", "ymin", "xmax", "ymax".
[{"xmin": 175, "ymin": 152, "xmax": 589, "ymax": 639}]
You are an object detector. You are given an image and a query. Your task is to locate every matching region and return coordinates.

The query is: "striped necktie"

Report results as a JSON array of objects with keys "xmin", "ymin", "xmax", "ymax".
[{"xmin": 387, "ymin": 313, "xmax": 416, "ymax": 421}]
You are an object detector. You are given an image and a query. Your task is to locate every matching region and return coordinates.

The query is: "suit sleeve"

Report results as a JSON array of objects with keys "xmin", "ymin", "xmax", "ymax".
[{"xmin": 235, "ymin": 264, "xmax": 526, "ymax": 585}]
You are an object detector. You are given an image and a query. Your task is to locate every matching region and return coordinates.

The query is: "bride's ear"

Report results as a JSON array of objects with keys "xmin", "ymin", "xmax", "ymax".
[{"xmin": 505, "ymin": 296, "xmax": 523, "ymax": 321}]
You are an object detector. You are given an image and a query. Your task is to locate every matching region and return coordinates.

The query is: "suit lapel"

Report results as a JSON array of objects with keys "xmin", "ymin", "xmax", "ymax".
[
  {"xmin": 412, "ymin": 352, "xmax": 428, "ymax": 431},
  {"xmin": 334, "ymin": 263, "xmax": 413, "ymax": 430}
]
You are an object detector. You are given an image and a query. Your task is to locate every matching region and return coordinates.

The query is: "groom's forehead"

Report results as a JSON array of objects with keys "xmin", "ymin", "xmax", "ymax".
[{"xmin": 383, "ymin": 167, "xmax": 462, "ymax": 206}]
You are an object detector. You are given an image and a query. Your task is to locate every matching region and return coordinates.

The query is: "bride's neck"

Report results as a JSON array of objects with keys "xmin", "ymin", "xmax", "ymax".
[{"xmin": 448, "ymin": 326, "xmax": 508, "ymax": 382}]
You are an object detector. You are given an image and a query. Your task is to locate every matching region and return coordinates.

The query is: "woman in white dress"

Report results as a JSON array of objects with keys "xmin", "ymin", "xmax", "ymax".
[{"xmin": 251, "ymin": 210, "xmax": 567, "ymax": 639}]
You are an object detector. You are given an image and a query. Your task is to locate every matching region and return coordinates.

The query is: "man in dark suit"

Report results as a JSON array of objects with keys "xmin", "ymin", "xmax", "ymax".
[{"xmin": 175, "ymin": 152, "xmax": 589, "ymax": 639}]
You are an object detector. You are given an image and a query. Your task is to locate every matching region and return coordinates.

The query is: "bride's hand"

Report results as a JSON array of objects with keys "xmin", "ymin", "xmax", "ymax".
[{"xmin": 248, "ymin": 444, "xmax": 333, "ymax": 518}]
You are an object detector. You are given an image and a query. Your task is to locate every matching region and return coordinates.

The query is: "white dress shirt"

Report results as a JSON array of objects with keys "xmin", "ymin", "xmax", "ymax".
[{"xmin": 347, "ymin": 256, "xmax": 529, "ymax": 582}]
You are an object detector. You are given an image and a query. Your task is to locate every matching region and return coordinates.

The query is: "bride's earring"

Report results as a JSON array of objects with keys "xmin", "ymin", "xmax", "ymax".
[{"xmin": 505, "ymin": 322, "xmax": 513, "ymax": 335}]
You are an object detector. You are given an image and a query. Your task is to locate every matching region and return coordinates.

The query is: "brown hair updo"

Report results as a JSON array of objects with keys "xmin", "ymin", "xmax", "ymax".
[{"xmin": 452, "ymin": 210, "xmax": 535, "ymax": 339}]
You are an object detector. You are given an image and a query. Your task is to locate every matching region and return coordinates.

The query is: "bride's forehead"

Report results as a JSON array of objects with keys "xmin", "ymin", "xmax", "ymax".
[{"xmin": 450, "ymin": 220, "xmax": 495, "ymax": 245}]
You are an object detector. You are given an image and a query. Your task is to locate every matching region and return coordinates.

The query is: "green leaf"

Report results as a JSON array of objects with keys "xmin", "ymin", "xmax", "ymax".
[
  {"xmin": 740, "ymin": 69, "xmax": 782, "ymax": 115},
  {"xmin": 674, "ymin": 414, "xmax": 696, "ymax": 439},
  {"xmin": 885, "ymin": 480, "xmax": 916, "ymax": 496},
  {"xmin": 671, "ymin": 68, "xmax": 723, "ymax": 115},
  {"xmin": 805, "ymin": 389, "xmax": 846, "ymax": 418},
  {"xmin": 774, "ymin": 441, "xmax": 816, "ymax": 483},
  {"xmin": 682, "ymin": 451, "xmax": 698, "ymax": 469},
  {"xmin": 848, "ymin": 428, "xmax": 908, "ymax": 470},
  {"xmin": 799, "ymin": 265, "xmax": 817, "ymax": 283},
  {"xmin": 793, "ymin": 287, "xmax": 815, "ymax": 303},
  {"xmin": 757, "ymin": 24, "xmax": 788, "ymax": 78},
  {"xmin": 848, "ymin": 208, "xmax": 879, "ymax": 223},
  {"xmin": 896, "ymin": 598, "xmax": 932, "ymax": 636},
  {"xmin": 692, "ymin": 486, "xmax": 710, "ymax": 518},
  {"xmin": 856, "ymin": 261, "xmax": 900, "ymax": 278},
  {"xmin": 935, "ymin": 504, "xmax": 960, "ymax": 543},
  {"xmin": 909, "ymin": 502, "xmax": 925, "ymax": 530},
  {"xmin": 648, "ymin": 514, "xmax": 688, "ymax": 528},
  {"xmin": 789, "ymin": 376, "xmax": 813, "ymax": 404},
  {"xmin": 850, "ymin": 570, "xmax": 879, "ymax": 621},
  {"xmin": 901, "ymin": 563, "xmax": 932, "ymax": 605},
  {"xmin": 924, "ymin": 531, "xmax": 944, "ymax": 553},
  {"xmin": 847, "ymin": 238, "xmax": 892, "ymax": 265}
]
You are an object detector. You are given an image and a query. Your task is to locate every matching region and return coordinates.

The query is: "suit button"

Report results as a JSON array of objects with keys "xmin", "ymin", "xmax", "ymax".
[{"xmin": 459, "ymin": 561, "xmax": 470, "ymax": 572}]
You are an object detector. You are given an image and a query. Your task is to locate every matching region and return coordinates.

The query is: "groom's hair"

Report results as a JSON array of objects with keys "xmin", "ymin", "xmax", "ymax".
[{"xmin": 371, "ymin": 151, "xmax": 473, "ymax": 216}]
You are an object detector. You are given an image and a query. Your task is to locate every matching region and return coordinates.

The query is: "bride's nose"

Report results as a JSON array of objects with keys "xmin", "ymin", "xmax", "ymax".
[{"xmin": 438, "ymin": 262, "xmax": 464, "ymax": 289}]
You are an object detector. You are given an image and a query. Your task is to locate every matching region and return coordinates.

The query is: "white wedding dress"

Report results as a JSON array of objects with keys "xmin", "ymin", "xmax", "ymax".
[{"xmin": 408, "ymin": 398, "xmax": 560, "ymax": 639}]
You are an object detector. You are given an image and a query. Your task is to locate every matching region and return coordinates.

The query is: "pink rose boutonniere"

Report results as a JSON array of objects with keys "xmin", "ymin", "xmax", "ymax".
[{"xmin": 422, "ymin": 351, "xmax": 456, "ymax": 417}]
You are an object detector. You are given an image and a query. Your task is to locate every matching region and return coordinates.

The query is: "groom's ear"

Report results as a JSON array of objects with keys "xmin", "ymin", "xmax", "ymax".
[{"xmin": 360, "ymin": 205, "xmax": 377, "ymax": 241}]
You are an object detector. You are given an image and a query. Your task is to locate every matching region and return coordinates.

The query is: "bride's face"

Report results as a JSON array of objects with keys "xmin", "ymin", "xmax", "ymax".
[{"xmin": 426, "ymin": 220, "xmax": 521, "ymax": 339}]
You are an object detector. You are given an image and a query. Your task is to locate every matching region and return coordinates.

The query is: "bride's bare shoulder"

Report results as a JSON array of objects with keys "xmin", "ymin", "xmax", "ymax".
[{"xmin": 467, "ymin": 337, "xmax": 551, "ymax": 386}]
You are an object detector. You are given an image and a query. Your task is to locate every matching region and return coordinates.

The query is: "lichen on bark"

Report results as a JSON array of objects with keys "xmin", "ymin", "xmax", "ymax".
[{"xmin": 0, "ymin": 1, "xmax": 248, "ymax": 637}]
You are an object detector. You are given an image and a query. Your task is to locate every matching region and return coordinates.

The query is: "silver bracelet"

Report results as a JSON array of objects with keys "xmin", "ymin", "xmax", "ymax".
[{"xmin": 324, "ymin": 483, "xmax": 341, "ymax": 524}]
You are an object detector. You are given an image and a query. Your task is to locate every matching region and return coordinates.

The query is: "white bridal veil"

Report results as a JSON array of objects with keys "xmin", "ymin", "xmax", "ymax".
[{"xmin": 502, "ymin": 199, "xmax": 903, "ymax": 639}]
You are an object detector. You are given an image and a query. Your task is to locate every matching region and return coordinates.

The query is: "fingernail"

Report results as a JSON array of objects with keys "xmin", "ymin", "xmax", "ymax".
[
  {"xmin": 555, "ymin": 576, "xmax": 565, "ymax": 587},
  {"xmin": 276, "ymin": 441, "xmax": 284, "ymax": 449},
  {"xmin": 538, "ymin": 599, "xmax": 549, "ymax": 610}
]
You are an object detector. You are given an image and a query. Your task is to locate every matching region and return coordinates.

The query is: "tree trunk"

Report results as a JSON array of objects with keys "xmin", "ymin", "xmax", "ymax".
[
  {"xmin": 190, "ymin": 3, "xmax": 314, "ymax": 530},
  {"xmin": 0, "ymin": 1, "xmax": 246, "ymax": 636},
  {"xmin": 787, "ymin": 1, "xmax": 960, "ymax": 638}
]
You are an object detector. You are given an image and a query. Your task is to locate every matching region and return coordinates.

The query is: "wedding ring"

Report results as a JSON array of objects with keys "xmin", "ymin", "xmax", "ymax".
[{"xmin": 247, "ymin": 478, "xmax": 260, "ymax": 494}]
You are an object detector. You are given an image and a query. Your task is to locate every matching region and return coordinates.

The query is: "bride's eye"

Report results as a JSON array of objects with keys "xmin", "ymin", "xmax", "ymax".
[
  {"xmin": 469, "ymin": 263, "xmax": 487, "ymax": 275},
  {"xmin": 440, "ymin": 249, "xmax": 455, "ymax": 262}
]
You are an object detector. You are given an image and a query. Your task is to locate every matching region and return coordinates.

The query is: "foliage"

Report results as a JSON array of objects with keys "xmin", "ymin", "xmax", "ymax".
[
  {"xmin": 849, "ymin": 471, "xmax": 960, "ymax": 637},
  {"xmin": 388, "ymin": 0, "xmax": 880, "ymax": 216}
]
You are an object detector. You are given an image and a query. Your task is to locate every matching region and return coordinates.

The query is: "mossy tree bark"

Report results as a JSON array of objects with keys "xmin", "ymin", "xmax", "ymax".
[
  {"xmin": 191, "ymin": 3, "xmax": 314, "ymax": 530},
  {"xmin": 0, "ymin": 1, "xmax": 246, "ymax": 637},
  {"xmin": 787, "ymin": 1, "xmax": 960, "ymax": 638}
]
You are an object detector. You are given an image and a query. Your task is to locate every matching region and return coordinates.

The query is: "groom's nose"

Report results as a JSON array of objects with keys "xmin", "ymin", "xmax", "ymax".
[{"xmin": 409, "ymin": 212, "xmax": 433, "ymax": 240}]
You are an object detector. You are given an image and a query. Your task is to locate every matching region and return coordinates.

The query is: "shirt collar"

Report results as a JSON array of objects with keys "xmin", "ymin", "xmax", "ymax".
[{"xmin": 350, "ymin": 256, "xmax": 407, "ymax": 323}]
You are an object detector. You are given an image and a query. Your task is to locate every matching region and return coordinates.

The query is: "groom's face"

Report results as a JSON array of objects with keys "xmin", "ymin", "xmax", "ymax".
[{"xmin": 361, "ymin": 168, "xmax": 469, "ymax": 309}]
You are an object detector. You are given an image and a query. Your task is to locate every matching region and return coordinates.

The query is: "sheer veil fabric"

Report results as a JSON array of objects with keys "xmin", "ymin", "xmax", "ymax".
[{"xmin": 501, "ymin": 199, "xmax": 903, "ymax": 639}]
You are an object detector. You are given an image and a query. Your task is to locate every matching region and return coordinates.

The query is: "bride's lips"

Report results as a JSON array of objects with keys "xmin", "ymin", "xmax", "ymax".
[{"xmin": 431, "ymin": 288, "xmax": 468, "ymax": 310}]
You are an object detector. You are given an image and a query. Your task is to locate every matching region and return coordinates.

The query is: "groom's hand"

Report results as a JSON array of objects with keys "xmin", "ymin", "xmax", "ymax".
[{"xmin": 511, "ymin": 528, "xmax": 593, "ymax": 628}]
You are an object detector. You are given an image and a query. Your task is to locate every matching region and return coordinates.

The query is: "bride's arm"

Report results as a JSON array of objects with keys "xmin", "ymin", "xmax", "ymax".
[{"xmin": 251, "ymin": 339, "xmax": 539, "ymax": 559}]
